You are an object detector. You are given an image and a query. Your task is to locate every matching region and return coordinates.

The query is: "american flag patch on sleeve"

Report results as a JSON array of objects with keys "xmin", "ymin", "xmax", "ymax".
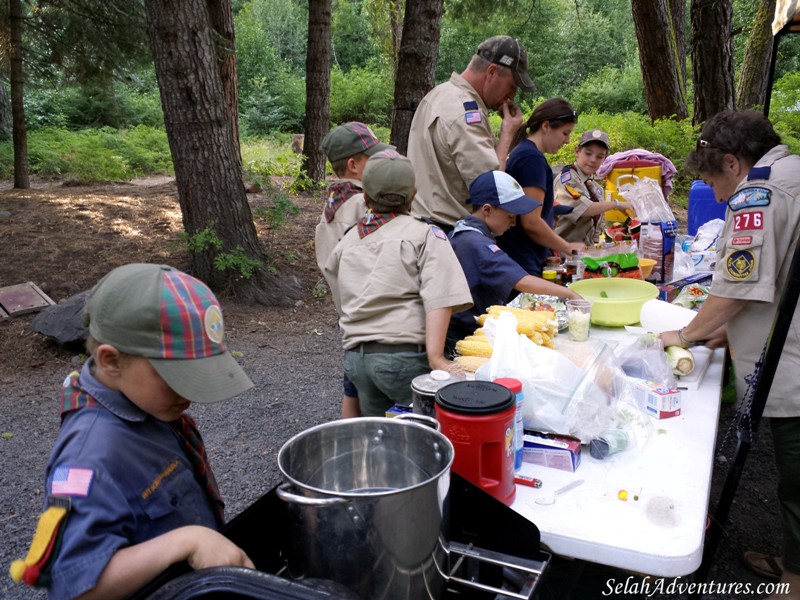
[
  {"xmin": 431, "ymin": 226, "xmax": 448, "ymax": 240},
  {"xmin": 51, "ymin": 466, "xmax": 94, "ymax": 497},
  {"xmin": 465, "ymin": 111, "xmax": 482, "ymax": 125}
]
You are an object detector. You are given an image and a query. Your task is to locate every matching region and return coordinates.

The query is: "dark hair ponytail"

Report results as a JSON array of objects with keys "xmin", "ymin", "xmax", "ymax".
[{"xmin": 511, "ymin": 98, "xmax": 577, "ymax": 150}]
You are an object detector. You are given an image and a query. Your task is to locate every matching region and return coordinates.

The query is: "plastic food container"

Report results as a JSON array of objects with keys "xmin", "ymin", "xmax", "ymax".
[{"xmin": 569, "ymin": 278, "xmax": 659, "ymax": 327}]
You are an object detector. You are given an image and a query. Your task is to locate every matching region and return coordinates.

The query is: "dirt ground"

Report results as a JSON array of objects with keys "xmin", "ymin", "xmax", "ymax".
[{"xmin": 0, "ymin": 177, "xmax": 786, "ymax": 599}]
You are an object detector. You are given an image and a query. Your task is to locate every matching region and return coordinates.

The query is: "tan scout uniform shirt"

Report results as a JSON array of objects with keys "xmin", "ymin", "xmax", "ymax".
[
  {"xmin": 324, "ymin": 216, "xmax": 473, "ymax": 350},
  {"xmin": 407, "ymin": 73, "xmax": 500, "ymax": 226},
  {"xmin": 553, "ymin": 164, "xmax": 607, "ymax": 246},
  {"xmin": 711, "ymin": 145, "xmax": 800, "ymax": 417},
  {"xmin": 314, "ymin": 179, "xmax": 367, "ymax": 272}
]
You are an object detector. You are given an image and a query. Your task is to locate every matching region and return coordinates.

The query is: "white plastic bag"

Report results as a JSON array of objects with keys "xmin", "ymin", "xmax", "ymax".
[{"xmin": 619, "ymin": 177, "xmax": 676, "ymax": 223}]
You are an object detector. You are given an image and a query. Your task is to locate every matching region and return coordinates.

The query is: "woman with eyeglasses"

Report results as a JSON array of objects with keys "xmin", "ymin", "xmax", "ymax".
[
  {"xmin": 496, "ymin": 98, "xmax": 586, "ymax": 277},
  {"xmin": 661, "ymin": 109, "xmax": 800, "ymax": 599}
]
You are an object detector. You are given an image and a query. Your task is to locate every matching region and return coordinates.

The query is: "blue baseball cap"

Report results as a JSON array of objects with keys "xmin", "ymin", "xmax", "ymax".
[{"xmin": 468, "ymin": 171, "xmax": 538, "ymax": 215}]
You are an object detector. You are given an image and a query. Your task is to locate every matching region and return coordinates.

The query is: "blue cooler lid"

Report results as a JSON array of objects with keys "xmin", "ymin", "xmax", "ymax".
[{"xmin": 435, "ymin": 381, "xmax": 515, "ymax": 415}]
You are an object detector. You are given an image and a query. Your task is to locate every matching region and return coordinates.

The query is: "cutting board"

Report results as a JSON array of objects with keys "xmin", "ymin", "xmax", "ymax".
[{"xmin": 674, "ymin": 345, "xmax": 713, "ymax": 390}]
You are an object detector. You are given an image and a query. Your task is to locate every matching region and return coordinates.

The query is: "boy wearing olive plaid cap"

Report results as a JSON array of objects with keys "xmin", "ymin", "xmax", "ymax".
[
  {"xmin": 11, "ymin": 264, "xmax": 254, "ymax": 600},
  {"xmin": 323, "ymin": 150, "xmax": 472, "ymax": 417}
]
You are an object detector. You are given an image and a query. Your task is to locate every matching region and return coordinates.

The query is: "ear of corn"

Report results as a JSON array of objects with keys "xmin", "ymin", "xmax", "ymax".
[
  {"xmin": 455, "ymin": 338, "xmax": 494, "ymax": 358},
  {"xmin": 455, "ymin": 355, "xmax": 490, "ymax": 372}
]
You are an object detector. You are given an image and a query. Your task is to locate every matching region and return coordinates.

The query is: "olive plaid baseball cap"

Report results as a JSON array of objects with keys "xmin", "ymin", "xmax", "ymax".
[
  {"xmin": 362, "ymin": 149, "xmax": 415, "ymax": 205},
  {"xmin": 84, "ymin": 263, "xmax": 253, "ymax": 404},
  {"xmin": 578, "ymin": 129, "xmax": 610, "ymax": 149},
  {"xmin": 476, "ymin": 36, "xmax": 535, "ymax": 92},
  {"xmin": 321, "ymin": 122, "xmax": 393, "ymax": 163}
]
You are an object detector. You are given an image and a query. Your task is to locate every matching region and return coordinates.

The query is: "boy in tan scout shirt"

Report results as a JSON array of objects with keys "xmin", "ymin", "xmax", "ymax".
[
  {"xmin": 315, "ymin": 122, "xmax": 392, "ymax": 418},
  {"xmin": 553, "ymin": 129, "xmax": 635, "ymax": 246},
  {"xmin": 323, "ymin": 150, "xmax": 473, "ymax": 417}
]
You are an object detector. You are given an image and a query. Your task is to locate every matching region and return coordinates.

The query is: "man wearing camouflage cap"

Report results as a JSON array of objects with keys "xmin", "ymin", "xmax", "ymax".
[{"xmin": 407, "ymin": 35, "xmax": 534, "ymax": 229}]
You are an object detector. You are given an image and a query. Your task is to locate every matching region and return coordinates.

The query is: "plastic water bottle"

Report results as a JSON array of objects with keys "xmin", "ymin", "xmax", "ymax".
[{"xmin": 493, "ymin": 377, "xmax": 525, "ymax": 471}]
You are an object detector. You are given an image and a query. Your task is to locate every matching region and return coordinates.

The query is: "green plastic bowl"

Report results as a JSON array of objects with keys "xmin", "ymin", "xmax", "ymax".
[{"xmin": 569, "ymin": 278, "xmax": 659, "ymax": 327}]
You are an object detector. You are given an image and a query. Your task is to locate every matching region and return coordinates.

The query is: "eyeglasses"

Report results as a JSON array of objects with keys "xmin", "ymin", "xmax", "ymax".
[
  {"xmin": 551, "ymin": 111, "xmax": 578, "ymax": 122},
  {"xmin": 696, "ymin": 138, "xmax": 711, "ymax": 150}
]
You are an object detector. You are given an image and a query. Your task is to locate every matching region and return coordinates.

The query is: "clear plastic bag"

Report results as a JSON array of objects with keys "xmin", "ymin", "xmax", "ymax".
[
  {"xmin": 619, "ymin": 177, "xmax": 676, "ymax": 222},
  {"xmin": 614, "ymin": 333, "xmax": 676, "ymax": 389},
  {"xmin": 476, "ymin": 313, "xmax": 653, "ymax": 451}
]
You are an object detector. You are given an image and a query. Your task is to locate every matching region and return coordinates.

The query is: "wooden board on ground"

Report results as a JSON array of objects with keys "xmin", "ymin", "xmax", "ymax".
[{"xmin": 0, "ymin": 282, "xmax": 56, "ymax": 317}]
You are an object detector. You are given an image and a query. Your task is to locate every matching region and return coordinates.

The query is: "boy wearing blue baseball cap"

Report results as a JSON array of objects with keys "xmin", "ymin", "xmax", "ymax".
[
  {"xmin": 447, "ymin": 170, "xmax": 581, "ymax": 346},
  {"xmin": 11, "ymin": 264, "xmax": 254, "ymax": 600}
]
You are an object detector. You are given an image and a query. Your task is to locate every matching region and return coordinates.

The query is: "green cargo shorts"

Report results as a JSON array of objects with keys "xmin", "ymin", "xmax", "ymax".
[{"xmin": 344, "ymin": 348, "xmax": 429, "ymax": 417}]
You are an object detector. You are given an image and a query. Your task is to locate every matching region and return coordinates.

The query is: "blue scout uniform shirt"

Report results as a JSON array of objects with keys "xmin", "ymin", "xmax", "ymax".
[
  {"xmin": 498, "ymin": 139, "xmax": 552, "ymax": 276},
  {"xmin": 448, "ymin": 216, "xmax": 529, "ymax": 344},
  {"xmin": 44, "ymin": 360, "xmax": 219, "ymax": 600}
]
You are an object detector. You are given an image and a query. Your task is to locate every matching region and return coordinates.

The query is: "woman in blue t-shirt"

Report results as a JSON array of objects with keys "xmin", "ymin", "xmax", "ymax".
[{"xmin": 497, "ymin": 98, "xmax": 585, "ymax": 276}]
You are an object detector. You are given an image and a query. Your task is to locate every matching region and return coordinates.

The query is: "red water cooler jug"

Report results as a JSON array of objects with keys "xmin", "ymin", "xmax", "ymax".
[{"xmin": 435, "ymin": 381, "xmax": 516, "ymax": 506}]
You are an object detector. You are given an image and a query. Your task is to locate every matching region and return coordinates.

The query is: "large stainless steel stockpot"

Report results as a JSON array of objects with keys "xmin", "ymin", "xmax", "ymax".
[{"xmin": 276, "ymin": 416, "xmax": 453, "ymax": 599}]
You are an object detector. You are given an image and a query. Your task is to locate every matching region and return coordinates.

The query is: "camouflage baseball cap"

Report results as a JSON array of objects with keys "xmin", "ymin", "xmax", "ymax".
[
  {"xmin": 476, "ymin": 36, "xmax": 535, "ymax": 92},
  {"xmin": 321, "ymin": 122, "xmax": 393, "ymax": 163},
  {"xmin": 361, "ymin": 149, "xmax": 415, "ymax": 207},
  {"xmin": 578, "ymin": 129, "xmax": 610, "ymax": 149}
]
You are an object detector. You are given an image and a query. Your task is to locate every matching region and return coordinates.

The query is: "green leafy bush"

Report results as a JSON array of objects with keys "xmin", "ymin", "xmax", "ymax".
[
  {"xmin": 571, "ymin": 63, "xmax": 647, "ymax": 115},
  {"xmin": 0, "ymin": 126, "xmax": 172, "ymax": 181},
  {"xmin": 329, "ymin": 65, "xmax": 393, "ymax": 127},
  {"xmin": 25, "ymin": 76, "xmax": 163, "ymax": 130},
  {"xmin": 239, "ymin": 74, "xmax": 306, "ymax": 135},
  {"xmin": 241, "ymin": 134, "xmax": 303, "ymax": 178}
]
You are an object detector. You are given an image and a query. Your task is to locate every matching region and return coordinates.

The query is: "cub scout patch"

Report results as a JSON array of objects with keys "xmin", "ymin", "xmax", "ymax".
[
  {"xmin": 487, "ymin": 244, "xmax": 501, "ymax": 253},
  {"xmin": 432, "ymin": 226, "xmax": 448, "ymax": 240},
  {"xmin": 733, "ymin": 211, "xmax": 763, "ymax": 231},
  {"xmin": 560, "ymin": 171, "xmax": 572, "ymax": 184},
  {"xmin": 465, "ymin": 111, "xmax": 482, "ymax": 125},
  {"xmin": 726, "ymin": 250, "xmax": 756, "ymax": 280},
  {"xmin": 51, "ymin": 466, "xmax": 93, "ymax": 497},
  {"xmin": 728, "ymin": 187, "xmax": 771, "ymax": 211},
  {"xmin": 564, "ymin": 184, "xmax": 581, "ymax": 199}
]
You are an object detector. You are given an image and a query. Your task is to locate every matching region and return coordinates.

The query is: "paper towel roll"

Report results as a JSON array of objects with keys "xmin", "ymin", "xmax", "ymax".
[{"xmin": 639, "ymin": 299, "xmax": 697, "ymax": 333}]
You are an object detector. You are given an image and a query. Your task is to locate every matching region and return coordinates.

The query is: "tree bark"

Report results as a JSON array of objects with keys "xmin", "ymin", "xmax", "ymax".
[
  {"xmin": 631, "ymin": 0, "xmax": 689, "ymax": 121},
  {"xmin": 302, "ymin": 0, "xmax": 331, "ymax": 182},
  {"xmin": 206, "ymin": 0, "xmax": 242, "ymax": 171},
  {"xmin": 390, "ymin": 0, "xmax": 443, "ymax": 155},
  {"xmin": 668, "ymin": 0, "xmax": 687, "ymax": 91},
  {"xmin": 10, "ymin": 0, "xmax": 29, "ymax": 189},
  {"xmin": 144, "ymin": 0, "xmax": 277, "ymax": 300},
  {"xmin": 691, "ymin": 0, "xmax": 734, "ymax": 125},
  {"xmin": 737, "ymin": 0, "xmax": 776, "ymax": 110}
]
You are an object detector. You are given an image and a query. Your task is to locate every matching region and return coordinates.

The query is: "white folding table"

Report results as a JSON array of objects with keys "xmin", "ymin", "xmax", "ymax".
[{"xmin": 510, "ymin": 327, "xmax": 726, "ymax": 577}]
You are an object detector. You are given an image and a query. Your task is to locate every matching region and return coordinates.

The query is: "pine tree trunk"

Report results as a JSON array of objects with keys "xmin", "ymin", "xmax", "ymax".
[
  {"xmin": 391, "ymin": 0, "xmax": 443, "ymax": 155},
  {"xmin": 302, "ymin": 0, "xmax": 331, "ymax": 182},
  {"xmin": 144, "ymin": 0, "xmax": 271, "ymax": 298},
  {"xmin": 632, "ymin": 0, "xmax": 689, "ymax": 121},
  {"xmin": 9, "ymin": 0, "xmax": 29, "ymax": 189},
  {"xmin": 737, "ymin": 0, "xmax": 776, "ymax": 110},
  {"xmin": 207, "ymin": 0, "xmax": 242, "ymax": 171},
  {"xmin": 668, "ymin": 0, "xmax": 687, "ymax": 90},
  {"xmin": 691, "ymin": 0, "xmax": 734, "ymax": 125}
]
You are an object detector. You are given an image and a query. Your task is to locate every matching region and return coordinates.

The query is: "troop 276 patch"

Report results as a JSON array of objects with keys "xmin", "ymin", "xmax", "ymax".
[
  {"xmin": 728, "ymin": 187, "xmax": 771, "ymax": 211},
  {"xmin": 726, "ymin": 250, "xmax": 756, "ymax": 281}
]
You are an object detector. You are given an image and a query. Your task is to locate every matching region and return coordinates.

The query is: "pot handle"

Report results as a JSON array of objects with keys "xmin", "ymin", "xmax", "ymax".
[
  {"xmin": 394, "ymin": 413, "xmax": 441, "ymax": 431},
  {"xmin": 275, "ymin": 483, "xmax": 349, "ymax": 506}
]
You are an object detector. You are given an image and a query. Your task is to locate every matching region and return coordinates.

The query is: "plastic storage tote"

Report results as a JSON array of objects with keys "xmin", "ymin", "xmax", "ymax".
[{"xmin": 688, "ymin": 180, "xmax": 727, "ymax": 235}]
